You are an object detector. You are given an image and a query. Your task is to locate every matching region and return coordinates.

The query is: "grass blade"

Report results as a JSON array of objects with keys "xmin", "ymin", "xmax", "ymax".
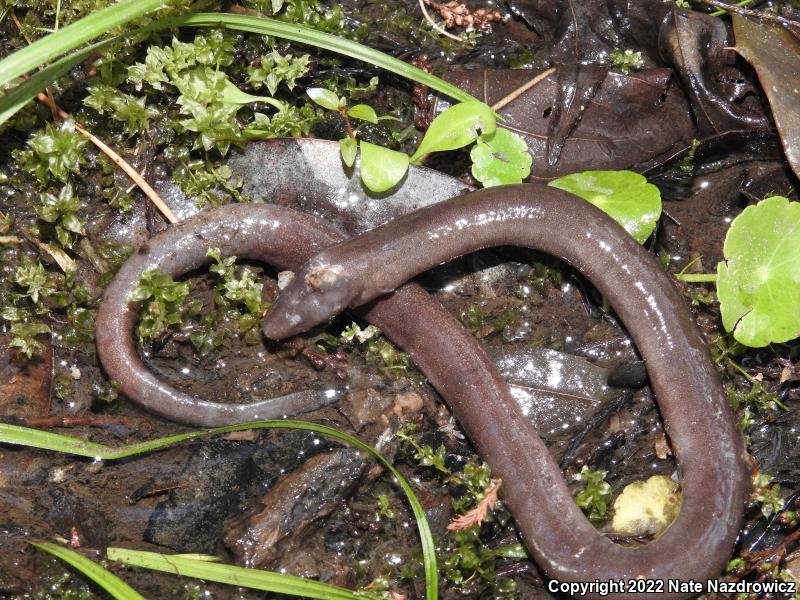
[
  {"xmin": 150, "ymin": 12, "xmax": 477, "ymax": 104},
  {"xmin": 107, "ymin": 548, "xmax": 365, "ymax": 599},
  {"xmin": 0, "ymin": 40, "xmax": 111, "ymax": 127},
  {"xmin": 28, "ymin": 541, "xmax": 145, "ymax": 600},
  {"xmin": 1, "ymin": 420, "xmax": 438, "ymax": 599},
  {"xmin": 0, "ymin": 0, "xmax": 163, "ymax": 87}
]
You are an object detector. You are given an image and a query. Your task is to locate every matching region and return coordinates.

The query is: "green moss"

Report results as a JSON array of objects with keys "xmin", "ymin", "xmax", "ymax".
[
  {"xmin": 36, "ymin": 184, "xmax": 84, "ymax": 249},
  {"xmin": 131, "ymin": 268, "xmax": 200, "ymax": 343},
  {"xmin": 16, "ymin": 120, "xmax": 88, "ymax": 185},
  {"xmin": 573, "ymin": 466, "xmax": 612, "ymax": 525}
]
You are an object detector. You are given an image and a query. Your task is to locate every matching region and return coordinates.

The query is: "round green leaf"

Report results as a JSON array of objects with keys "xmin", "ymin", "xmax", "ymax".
[
  {"xmin": 339, "ymin": 137, "xmax": 357, "ymax": 168},
  {"xmin": 348, "ymin": 104, "xmax": 378, "ymax": 124},
  {"xmin": 547, "ymin": 170, "xmax": 661, "ymax": 244},
  {"xmin": 410, "ymin": 101, "xmax": 496, "ymax": 163},
  {"xmin": 717, "ymin": 196, "xmax": 800, "ymax": 347},
  {"xmin": 470, "ymin": 128, "xmax": 532, "ymax": 187},
  {"xmin": 306, "ymin": 87, "xmax": 341, "ymax": 111},
  {"xmin": 359, "ymin": 141, "xmax": 409, "ymax": 193}
]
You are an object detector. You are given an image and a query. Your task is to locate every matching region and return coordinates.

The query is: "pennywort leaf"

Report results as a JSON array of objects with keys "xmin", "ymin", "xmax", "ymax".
[
  {"xmin": 411, "ymin": 101, "xmax": 496, "ymax": 163},
  {"xmin": 717, "ymin": 196, "xmax": 800, "ymax": 347},
  {"xmin": 470, "ymin": 128, "xmax": 532, "ymax": 187},
  {"xmin": 548, "ymin": 170, "xmax": 662, "ymax": 244},
  {"xmin": 359, "ymin": 141, "xmax": 409, "ymax": 193}
]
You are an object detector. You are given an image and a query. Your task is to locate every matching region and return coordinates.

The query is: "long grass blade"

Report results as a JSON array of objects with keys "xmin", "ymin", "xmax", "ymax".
[
  {"xmin": 107, "ymin": 548, "xmax": 366, "ymax": 599},
  {"xmin": 0, "ymin": 0, "xmax": 163, "ymax": 87},
  {"xmin": 148, "ymin": 12, "xmax": 476, "ymax": 104},
  {"xmin": 28, "ymin": 541, "xmax": 145, "ymax": 600},
  {"xmin": 1, "ymin": 421, "xmax": 438, "ymax": 599},
  {"xmin": 0, "ymin": 40, "xmax": 110, "ymax": 127}
]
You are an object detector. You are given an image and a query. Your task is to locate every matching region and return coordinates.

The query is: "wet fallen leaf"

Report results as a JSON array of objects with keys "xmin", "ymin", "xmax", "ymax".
[
  {"xmin": 733, "ymin": 15, "xmax": 800, "ymax": 180},
  {"xmin": 440, "ymin": 68, "xmax": 695, "ymax": 178}
]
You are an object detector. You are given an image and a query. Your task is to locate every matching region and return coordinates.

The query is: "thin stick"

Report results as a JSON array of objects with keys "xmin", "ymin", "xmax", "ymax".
[
  {"xmin": 35, "ymin": 94, "xmax": 178, "ymax": 224},
  {"xmin": 10, "ymin": 10, "xmax": 58, "ymax": 120},
  {"xmin": 695, "ymin": 0, "xmax": 799, "ymax": 30},
  {"xmin": 11, "ymin": 14, "xmax": 177, "ymax": 224},
  {"xmin": 418, "ymin": 0, "xmax": 462, "ymax": 42},
  {"xmin": 491, "ymin": 67, "xmax": 556, "ymax": 111}
]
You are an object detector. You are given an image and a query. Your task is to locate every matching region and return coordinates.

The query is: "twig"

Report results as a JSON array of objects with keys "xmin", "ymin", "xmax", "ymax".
[
  {"xmin": 10, "ymin": 14, "xmax": 178, "ymax": 224},
  {"xmin": 418, "ymin": 0, "xmax": 463, "ymax": 41},
  {"xmin": 491, "ymin": 67, "xmax": 556, "ymax": 111},
  {"xmin": 35, "ymin": 94, "xmax": 178, "ymax": 224},
  {"xmin": 10, "ymin": 10, "xmax": 58, "ymax": 120},
  {"xmin": 695, "ymin": 0, "xmax": 799, "ymax": 30}
]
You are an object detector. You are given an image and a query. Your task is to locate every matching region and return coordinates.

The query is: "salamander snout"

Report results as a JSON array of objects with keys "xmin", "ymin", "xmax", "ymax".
[{"xmin": 262, "ymin": 258, "xmax": 356, "ymax": 340}]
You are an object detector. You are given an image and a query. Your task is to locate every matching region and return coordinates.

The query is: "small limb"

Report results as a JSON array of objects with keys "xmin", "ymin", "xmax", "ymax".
[{"xmin": 675, "ymin": 272, "xmax": 717, "ymax": 283}]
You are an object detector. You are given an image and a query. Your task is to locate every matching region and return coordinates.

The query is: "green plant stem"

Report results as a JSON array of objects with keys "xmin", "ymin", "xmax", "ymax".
[
  {"xmin": 709, "ymin": 0, "xmax": 753, "ymax": 17},
  {"xmin": 675, "ymin": 273, "xmax": 717, "ymax": 283},
  {"xmin": 0, "ymin": 0, "xmax": 164, "ymax": 87}
]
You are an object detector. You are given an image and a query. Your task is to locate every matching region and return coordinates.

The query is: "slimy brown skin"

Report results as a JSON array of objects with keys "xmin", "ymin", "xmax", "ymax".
[
  {"xmin": 95, "ymin": 204, "xmax": 351, "ymax": 426},
  {"xmin": 263, "ymin": 184, "xmax": 750, "ymax": 597}
]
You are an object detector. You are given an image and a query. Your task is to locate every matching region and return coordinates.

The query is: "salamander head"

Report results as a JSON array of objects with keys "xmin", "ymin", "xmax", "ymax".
[{"xmin": 262, "ymin": 259, "xmax": 357, "ymax": 340}]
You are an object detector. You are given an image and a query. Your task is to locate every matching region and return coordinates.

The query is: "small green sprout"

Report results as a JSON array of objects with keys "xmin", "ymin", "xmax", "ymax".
[
  {"xmin": 573, "ymin": 466, "xmax": 613, "ymax": 525},
  {"xmin": 14, "ymin": 258, "xmax": 54, "ymax": 306},
  {"xmin": 36, "ymin": 184, "xmax": 84, "ymax": 249},
  {"xmin": 84, "ymin": 85, "xmax": 158, "ymax": 135},
  {"xmin": 247, "ymin": 50, "xmax": 310, "ymax": 95},
  {"xmin": 750, "ymin": 473, "xmax": 785, "ymax": 519},
  {"xmin": 341, "ymin": 322, "xmax": 380, "ymax": 343},
  {"xmin": 678, "ymin": 138, "xmax": 700, "ymax": 173},
  {"xmin": 397, "ymin": 423, "xmax": 450, "ymax": 474},
  {"xmin": 727, "ymin": 380, "xmax": 787, "ymax": 417},
  {"xmin": 207, "ymin": 247, "xmax": 266, "ymax": 318},
  {"xmin": 609, "ymin": 48, "xmax": 644, "ymax": 75},
  {"xmin": 364, "ymin": 336, "xmax": 412, "ymax": 378},
  {"xmin": 376, "ymin": 494, "xmax": 396, "ymax": 520},
  {"xmin": 173, "ymin": 160, "xmax": 244, "ymax": 208},
  {"xmin": 9, "ymin": 321, "xmax": 51, "ymax": 359}
]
